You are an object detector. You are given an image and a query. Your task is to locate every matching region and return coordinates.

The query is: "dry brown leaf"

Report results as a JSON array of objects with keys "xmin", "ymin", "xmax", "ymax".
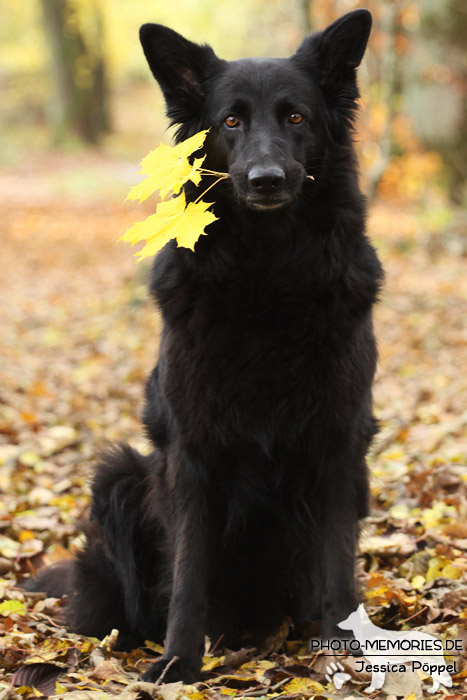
[
  {"xmin": 382, "ymin": 670, "xmax": 423, "ymax": 699},
  {"xmin": 89, "ymin": 660, "xmax": 129, "ymax": 684}
]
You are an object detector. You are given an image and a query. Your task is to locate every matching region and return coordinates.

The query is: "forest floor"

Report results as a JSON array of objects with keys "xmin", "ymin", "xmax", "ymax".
[{"xmin": 0, "ymin": 151, "xmax": 466, "ymax": 700}]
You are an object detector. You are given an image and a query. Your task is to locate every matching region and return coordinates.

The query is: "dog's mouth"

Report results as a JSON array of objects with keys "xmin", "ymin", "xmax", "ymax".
[{"xmin": 244, "ymin": 194, "xmax": 293, "ymax": 211}]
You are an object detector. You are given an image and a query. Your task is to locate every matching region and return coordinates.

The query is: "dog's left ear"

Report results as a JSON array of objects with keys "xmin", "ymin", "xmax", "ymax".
[
  {"xmin": 139, "ymin": 24, "xmax": 224, "ymax": 131},
  {"xmin": 294, "ymin": 9, "xmax": 372, "ymax": 86}
]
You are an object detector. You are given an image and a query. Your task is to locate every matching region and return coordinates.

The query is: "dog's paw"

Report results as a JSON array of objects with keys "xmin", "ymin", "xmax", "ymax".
[
  {"xmin": 141, "ymin": 656, "xmax": 200, "ymax": 684},
  {"xmin": 325, "ymin": 662, "xmax": 351, "ymax": 690}
]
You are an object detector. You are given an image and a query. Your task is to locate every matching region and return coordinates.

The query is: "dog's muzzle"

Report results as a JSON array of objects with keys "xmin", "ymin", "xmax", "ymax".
[{"xmin": 244, "ymin": 165, "xmax": 293, "ymax": 210}]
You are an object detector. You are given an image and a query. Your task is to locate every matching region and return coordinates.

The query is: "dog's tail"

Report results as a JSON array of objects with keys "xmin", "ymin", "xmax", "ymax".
[
  {"xmin": 24, "ymin": 558, "xmax": 74, "ymax": 598},
  {"xmin": 25, "ymin": 444, "xmax": 166, "ymax": 648}
]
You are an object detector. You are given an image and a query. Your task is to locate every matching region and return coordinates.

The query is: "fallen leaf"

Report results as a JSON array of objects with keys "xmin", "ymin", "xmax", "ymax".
[
  {"xmin": 201, "ymin": 655, "xmax": 224, "ymax": 671},
  {"xmin": 0, "ymin": 600, "xmax": 26, "ymax": 617},
  {"xmin": 89, "ymin": 660, "xmax": 129, "ymax": 684},
  {"xmin": 382, "ymin": 671, "xmax": 423, "ymax": 699},
  {"xmin": 157, "ymin": 681, "xmax": 184, "ymax": 700},
  {"xmin": 360, "ymin": 532, "xmax": 416, "ymax": 556},
  {"xmin": 444, "ymin": 522, "xmax": 467, "ymax": 539},
  {"xmin": 144, "ymin": 640, "xmax": 164, "ymax": 654},
  {"xmin": 12, "ymin": 663, "xmax": 64, "ymax": 697},
  {"xmin": 282, "ymin": 677, "xmax": 324, "ymax": 696}
]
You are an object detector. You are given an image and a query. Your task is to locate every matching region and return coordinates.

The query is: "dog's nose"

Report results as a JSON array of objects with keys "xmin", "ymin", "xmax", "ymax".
[{"xmin": 248, "ymin": 166, "xmax": 285, "ymax": 193}]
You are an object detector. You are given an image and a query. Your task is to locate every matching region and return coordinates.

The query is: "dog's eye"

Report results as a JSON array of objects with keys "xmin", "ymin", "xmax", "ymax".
[
  {"xmin": 289, "ymin": 113, "xmax": 303, "ymax": 125},
  {"xmin": 225, "ymin": 115, "xmax": 240, "ymax": 128}
]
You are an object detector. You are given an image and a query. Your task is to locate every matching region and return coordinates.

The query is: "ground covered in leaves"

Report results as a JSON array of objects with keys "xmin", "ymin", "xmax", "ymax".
[{"xmin": 0, "ymin": 154, "xmax": 466, "ymax": 700}]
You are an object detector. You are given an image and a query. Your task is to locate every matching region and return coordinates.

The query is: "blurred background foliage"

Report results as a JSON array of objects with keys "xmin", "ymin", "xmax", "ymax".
[{"xmin": 0, "ymin": 0, "xmax": 466, "ymax": 208}]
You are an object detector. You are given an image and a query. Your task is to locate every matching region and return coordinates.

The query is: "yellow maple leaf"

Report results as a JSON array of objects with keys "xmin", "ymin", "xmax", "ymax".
[
  {"xmin": 283, "ymin": 677, "xmax": 324, "ymax": 696},
  {"xmin": 127, "ymin": 129, "xmax": 209, "ymax": 202},
  {"xmin": 177, "ymin": 199, "xmax": 218, "ymax": 250},
  {"xmin": 122, "ymin": 129, "xmax": 227, "ymax": 260},
  {"xmin": 121, "ymin": 192, "xmax": 218, "ymax": 260}
]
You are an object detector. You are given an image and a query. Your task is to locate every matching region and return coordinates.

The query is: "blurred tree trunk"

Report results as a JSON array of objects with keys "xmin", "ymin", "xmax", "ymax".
[
  {"xmin": 40, "ymin": 0, "xmax": 110, "ymax": 144},
  {"xmin": 299, "ymin": 0, "xmax": 313, "ymax": 34},
  {"xmin": 367, "ymin": 1, "xmax": 400, "ymax": 200},
  {"xmin": 421, "ymin": 0, "xmax": 467, "ymax": 203}
]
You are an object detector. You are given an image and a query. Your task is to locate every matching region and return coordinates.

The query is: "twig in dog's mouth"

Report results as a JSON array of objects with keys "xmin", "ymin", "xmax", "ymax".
[
  {"xmin": 194, "ymin": 169, "xmax": 315, "ymax": 205},
  {"xmin": 201, "ymin": 169, "xmax": 315, "ymax": 181},
  {"xmin": 200, "ymin": 168, "xmax": 230, "ymax": 178},
  {"xmin": 195, "ymin": 169, "xmax": 230, "ymax": 204}
]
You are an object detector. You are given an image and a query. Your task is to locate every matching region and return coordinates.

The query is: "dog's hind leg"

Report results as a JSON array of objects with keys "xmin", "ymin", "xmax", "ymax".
[
  {"xmin": 67, "ymin": 522, "xmax": 147, "ymax": 650},
  {"xmin": 73, "ymin": 445, "xmax": 168, "ymax": 647},
  {"xmin": 28, "ymin": 445, "xmax": 167, "ymax": 650}
]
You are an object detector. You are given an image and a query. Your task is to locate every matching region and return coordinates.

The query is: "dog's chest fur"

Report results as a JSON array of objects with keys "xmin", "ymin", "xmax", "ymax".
[{"xmin": 147, "ymin": 215, "xmax": 378, "ymax": 454}]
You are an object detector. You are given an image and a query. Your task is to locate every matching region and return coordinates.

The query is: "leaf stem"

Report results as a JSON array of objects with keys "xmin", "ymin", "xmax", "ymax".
[
  {"xmin": 199, "ymin": 168, "xmax": 230, "ymax": 178},
  {"xmin": 200, "ymin": 167, "xmax": 313, "ymax": 182},
  {"xmin": 194, "ymin": 175, "xmax": 229, "ymax": 204}
]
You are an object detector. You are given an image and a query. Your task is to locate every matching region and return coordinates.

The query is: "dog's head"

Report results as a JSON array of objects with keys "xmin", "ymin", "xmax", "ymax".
[{"xmin": 139, "ymin": 11, "xmax": 371, "ymax": 211}]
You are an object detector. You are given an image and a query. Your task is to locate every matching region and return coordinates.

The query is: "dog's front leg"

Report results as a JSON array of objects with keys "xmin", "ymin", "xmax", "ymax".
[
  {"xmin": 142, "ymin": 479, "xmax": 210, "ymax": 684},
  {"xmin": 320, "ymin": 498, "xmax": 360, "ymax": 642}
]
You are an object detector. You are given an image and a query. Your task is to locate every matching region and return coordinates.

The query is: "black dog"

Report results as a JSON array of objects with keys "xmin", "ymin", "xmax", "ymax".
[{"xmin": 30, "ymin": 10, "xmax": 383, "ymax": 684}]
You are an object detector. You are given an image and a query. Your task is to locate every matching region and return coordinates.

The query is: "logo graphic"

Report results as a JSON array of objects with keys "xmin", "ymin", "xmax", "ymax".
[
  {"xmin": 331, "ymin": 604, "xmax": 454, "ymax": 694},
  {"xmin": 325, "ymin": 662, "xmax": 351, "ymax": 690}
]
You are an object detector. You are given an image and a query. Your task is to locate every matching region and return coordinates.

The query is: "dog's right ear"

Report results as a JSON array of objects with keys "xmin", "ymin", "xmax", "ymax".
[{"xmin": 139, "ymin": 24, "xmax": 223, "ymax": 132}]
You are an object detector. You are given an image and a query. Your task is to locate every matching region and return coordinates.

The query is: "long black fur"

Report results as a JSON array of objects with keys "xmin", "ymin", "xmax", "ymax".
[{"xmin": 28, "ymin": 10, "xmax": 383, "ymax": 683}]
